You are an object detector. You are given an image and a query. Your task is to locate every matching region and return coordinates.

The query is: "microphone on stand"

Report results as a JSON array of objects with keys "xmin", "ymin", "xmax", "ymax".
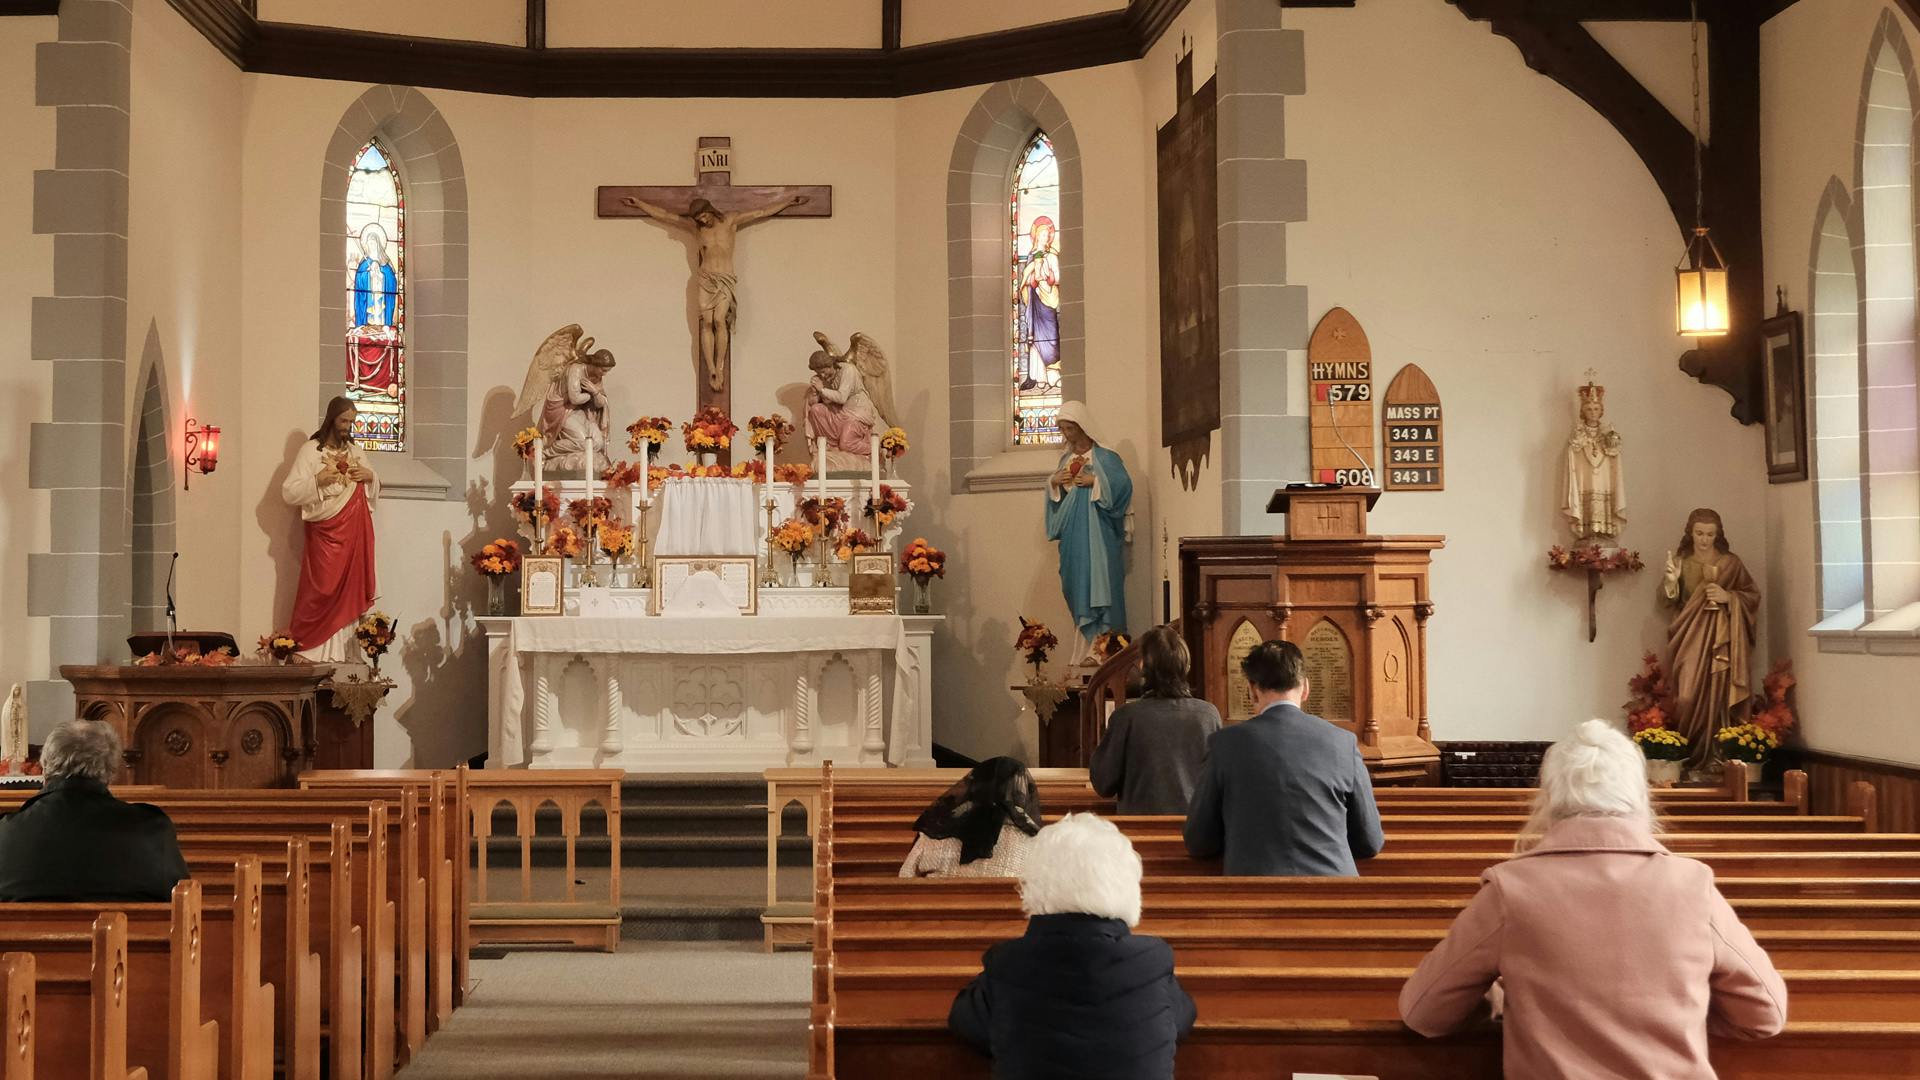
[{"xmin": 164, "ymin": 552, "xmax": 180, "ymax": 658}]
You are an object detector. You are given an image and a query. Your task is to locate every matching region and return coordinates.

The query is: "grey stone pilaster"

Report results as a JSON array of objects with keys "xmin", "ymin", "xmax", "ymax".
[{"xmin": 1216, "ymin": 0, "xmax": 1311, "ymax": 534}]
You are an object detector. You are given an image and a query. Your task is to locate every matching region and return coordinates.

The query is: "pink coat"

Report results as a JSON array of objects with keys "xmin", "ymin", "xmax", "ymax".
[{"xmin": 1398, "ymin": 815, "xmax": 1787, "ymax": 1079}]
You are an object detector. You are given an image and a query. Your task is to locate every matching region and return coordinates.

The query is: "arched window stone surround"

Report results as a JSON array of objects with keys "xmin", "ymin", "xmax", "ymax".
[
  {"xmin": 1855, "ymin": 14, "xmax": 1920, "ymax": 629},
  {"xmin": 946, "ymin": 77, "xmax": 1084, "ymax": 494},
  {"xmin": 130, "ymin": 325, "xmax": 177, "ymax": 635},
  {"xmin": 320, "ymin": 85, "xmax": 468, "ymax": 499}
]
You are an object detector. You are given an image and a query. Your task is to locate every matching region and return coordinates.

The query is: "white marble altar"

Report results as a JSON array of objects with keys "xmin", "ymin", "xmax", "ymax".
[{"xmin": 478, "ymin": 595, "xmax": 940, "ymax": 773}]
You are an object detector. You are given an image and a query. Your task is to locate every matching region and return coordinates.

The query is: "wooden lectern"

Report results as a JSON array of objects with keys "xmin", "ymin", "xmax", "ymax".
[{"xmin": 1180, "ymin": 486, "xmax": 1445, "ymax": 783}]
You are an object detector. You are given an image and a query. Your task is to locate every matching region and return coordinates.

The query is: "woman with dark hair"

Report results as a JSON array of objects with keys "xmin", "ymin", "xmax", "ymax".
[
  {"xmin": 280, "ymin": 396, "xmax": 379, "ymax": 659},
  {"xmin": 899, "ymin": 758, "xmax": 1043, "ymax": 878},
  {"xmin": 1089, "ymin": 626, "xmax": 1221, "ymax": 814}
]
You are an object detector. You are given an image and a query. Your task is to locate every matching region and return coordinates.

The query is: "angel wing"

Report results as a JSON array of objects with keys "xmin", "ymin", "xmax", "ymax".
[
  {"xmin": 514, "ymin": 324, "xmax": 585, "ymax": 417},
  {"xmin": 847, "ymin": 332, "xmax": 898, "ymax": 429}
]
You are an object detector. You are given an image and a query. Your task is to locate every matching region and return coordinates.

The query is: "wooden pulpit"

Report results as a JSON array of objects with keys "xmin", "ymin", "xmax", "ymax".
[{"xmin": 1180, "ymin": 486, "xmax": 1444, "ymax": 783}]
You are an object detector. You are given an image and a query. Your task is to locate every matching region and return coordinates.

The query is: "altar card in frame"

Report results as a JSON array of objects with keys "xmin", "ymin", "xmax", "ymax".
[
  {"xmin": 1382, "ymin": 363, "xmax": 1444, "ymax": 491},
  {"xmin": 650, "ymin": 555, "xmax": 759, "ymax": 615},
  {"xmin": 521, "ymin": 556, "xmax": 565, "ymax": 617},
  {"xmin": 1307, "ymin": 307, "xmax": 1377, "ymax": 486},
  {"xmin": 848, "ymin": 554, "xmax": 896, "ymax": 615}
]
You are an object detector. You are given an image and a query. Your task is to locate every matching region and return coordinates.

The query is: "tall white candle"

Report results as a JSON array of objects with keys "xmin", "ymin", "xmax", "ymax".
[
  {"xmin": 583, "ymin": 429, "xmax": 595, "ymax": 520},
  {"xmin": 869, "ymin": 433, "xmax": 881, "ymax": 493},
  {"xmin": 814, "ymin": 437, "xmax": 827, "ymax": 501},
  {"xmin": 639, "ymin": 440, "xmax": 651, "ymax": 508},
  {"xmin": 762, "ymin": 436, "xmax": 775, "ymax": 547},
  {"xmin": 532, "ymin": 435, "xmax": 544, "ymax": 494}
]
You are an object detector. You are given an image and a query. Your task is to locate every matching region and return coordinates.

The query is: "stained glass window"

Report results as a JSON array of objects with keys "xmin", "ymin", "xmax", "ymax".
[
  {"xmin": 344, "ymin": 140, "xmax": 407, "ymax": 452},
  {"xmin": 1010, "ymin": 132, "xmax": 1062, "ymax": 445}
]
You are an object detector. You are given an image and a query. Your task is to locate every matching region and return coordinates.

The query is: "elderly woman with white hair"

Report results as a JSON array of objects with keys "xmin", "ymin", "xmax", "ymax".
[
  {"xmin": 1398, "ymin": 719, "xmax": 1787, "ymax": 1078},
  {"xmin": 948, "ymin": 813, "xmax": 1195, "ymax": 1080},
  {"xmin": 0, "ymin": 720, "xmax": 188, "ymax": 902}
]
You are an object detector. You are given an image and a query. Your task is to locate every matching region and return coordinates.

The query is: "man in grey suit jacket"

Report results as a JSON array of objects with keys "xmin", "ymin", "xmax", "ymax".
[{"xmin": 1183, "ymin": 639, "xmax": 1384, "ymax": 876}]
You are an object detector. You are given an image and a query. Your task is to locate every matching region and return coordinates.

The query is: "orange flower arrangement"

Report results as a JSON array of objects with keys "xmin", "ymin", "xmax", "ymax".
[
  {"xmin": 137, "ymin": 646, "xmax": 238, "ymax": 667},
  {"xmin": 836, "ymin": 528, "xmax": 878, "ymax": 561},
  {"xmin": 545, "ymin": 524, "xmax": 585, "ymax": 558},
  {"xmin": 597, "ymin": 521, "xmax": 636, "ymax": 562},
  {"xmin": 731, "ymin": 459, "xmax": 767, "ymax": 483},
  {"xmin": 511, "ymin": 426, "xmax": 541, "ymax": 460},
  {"xmin": 601, "ymin": 460, "xmax": 646, "ymax": 490},
  {"xmin": 469, "ymin": 538, "xmax": 522, "ymax": 578},
  {"xmin": 256, "ymin": 631, "xmax": 301, "ymax": 661},
  {"xmin": 899, "ymin": 537, "xmax": 946, "ymax": 581},
  {"xmin": 1089, "ymin": 631, "xmax": 1132, "ymax": 662},
  {"xmin": 627, "ymin": 416, "xmax": 672, "ymax": 454},
  {"xmin": 1623, "ymin": 652, "xmax": 1678, "ymax": 734},
  {"xmin": 682, "ymin": 406, "xmax": 737, "ymax": 453},
  {"xmin": 880, "ymin": 426, "xmax": 909, "ymax": 460},
  {"xmin": 771, "ymin": 517, "xmax": 816, "ymax": 555},
  {"xmin": 799, "ymin": 496, "xmax": 848, "ymax": 539},
  {"xmin": 1016, "ymin": 616, "xmax": 1058, "ymax": 670},
  {"xmin": 1751, "ymin": 657, "xmax": 1797, "ymax": 737},
  {"xmin": 773, "ymin": 463, "xmax": 813, "ymax": 485},
  {"xmin": 747, "ymin": 414, "xmax": 795, "ymax": 452}
]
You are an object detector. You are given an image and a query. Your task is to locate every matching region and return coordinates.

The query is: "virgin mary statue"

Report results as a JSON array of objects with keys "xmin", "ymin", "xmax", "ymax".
[
  {"xmin": 1045, "ymin": 401, "xmax": 1132, "ymax": 658},
  {"xmin": 1661, "ymin": 507, "xmax": 1759, "ymax": 772}
]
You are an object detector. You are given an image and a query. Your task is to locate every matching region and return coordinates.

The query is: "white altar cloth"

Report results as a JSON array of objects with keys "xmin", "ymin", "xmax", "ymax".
[
  {"xmin": 653, "ymin": 477, "xmax": 760, "ymax": 556},
  {"xmin": 485, "ymin": 611, "xmax": 935, "ymax": 772}
]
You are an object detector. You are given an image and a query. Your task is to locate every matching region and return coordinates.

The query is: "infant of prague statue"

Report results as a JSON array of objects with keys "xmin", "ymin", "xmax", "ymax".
[
  {"xmin": 1046, "ymin": 401, "xmax": 1133, "ymax": 659},
  {"xmin": 280, "ymin": 396, "xmax": 380, "ymax": 660},
  {"xmin": 515, "ymin": 324, "xmax": 616, "ymax": 474},
  {"xmin": 1662, "ymin": 508, "xmax": 1760, "ymax": 773},
  {"xmin": 1563, "ymin": 379, "xmax": 1626, "ymax": 539}
]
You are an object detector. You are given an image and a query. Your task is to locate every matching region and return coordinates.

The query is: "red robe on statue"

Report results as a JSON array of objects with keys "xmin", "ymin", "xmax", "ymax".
[{"xmin": 287, "ymin": 484, "xmax": 378, "ymax": 650}]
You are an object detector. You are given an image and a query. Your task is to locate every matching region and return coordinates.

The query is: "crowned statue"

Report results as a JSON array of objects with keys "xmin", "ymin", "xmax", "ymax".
[
  {"xmin": 805, "ymin": 330, "xmax": 898, "ymax": 473},
  {"xmin": 517, "ymin": 324, "xmax": 617, "ymax": 474},
  {"xmin": 1563, "ymin": 377, "xmax": 1626, "ymax": 540}
]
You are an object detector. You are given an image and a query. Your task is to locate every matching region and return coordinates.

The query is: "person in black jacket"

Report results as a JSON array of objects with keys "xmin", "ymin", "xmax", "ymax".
[
  {"xmin": 949, "ymin": 812, "xmax": 1195, "ymax": 1080},
  {"xmin": 0, "ymin": 719, "xmax": 189, "ymax": 902}
]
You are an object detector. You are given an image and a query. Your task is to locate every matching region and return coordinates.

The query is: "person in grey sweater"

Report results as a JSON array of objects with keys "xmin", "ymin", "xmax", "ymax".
[
  {"xmin": 1089, "ymin": 626, "xmax": 1221, "ymax": 814},
  {"xmin": 1183, "ymin": 639, "xmax": 1384, "ymax": 876}
]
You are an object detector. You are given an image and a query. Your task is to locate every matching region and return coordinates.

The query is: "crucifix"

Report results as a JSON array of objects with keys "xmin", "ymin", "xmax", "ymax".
[{"xmin": 597, "ymin": 136, "xmax": 833, "ymax": 437}]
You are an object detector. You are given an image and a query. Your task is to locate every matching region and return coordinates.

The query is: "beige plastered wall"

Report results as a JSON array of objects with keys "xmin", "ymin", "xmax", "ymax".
[
  {"xmin": 1282, "ymin": 0, "xmax": 1768, "ymax": 744},
  {"xmin": 1761, "ymin": 0, "xmax": 1920, "ymax": 766},
  {"xmin": 0, "ymin": 17, "xmax": 58, "ymax": 707},
  {"xmin": 127, "ymin": 0, "xmax": 246, "ymax": 641}
]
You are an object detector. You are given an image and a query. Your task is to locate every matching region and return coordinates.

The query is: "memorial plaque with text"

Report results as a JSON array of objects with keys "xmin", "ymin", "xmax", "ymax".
[
  {"xmin": 1301, "ymin": 620, "xmax": 1355, "ymax": 723},
  {"xmin": 1224, "ymin": 620, "xmax": 1262, "ymax": 722}
]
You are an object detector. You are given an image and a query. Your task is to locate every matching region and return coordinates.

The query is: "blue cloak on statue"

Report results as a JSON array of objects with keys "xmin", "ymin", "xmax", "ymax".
[{"xmin": 1046, "ymin": 414, "xmax": 1131, "ymax": 643}]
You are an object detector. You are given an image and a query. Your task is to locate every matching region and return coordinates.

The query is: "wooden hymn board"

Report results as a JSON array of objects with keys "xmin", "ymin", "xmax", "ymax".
[
  {"xmin": 1382, "ymin": 363, "xmax": 1445, "ymax": 490},
  {"xmin": 1307, "ymin": 307, "xmax": 1377, "ymax": 486}
]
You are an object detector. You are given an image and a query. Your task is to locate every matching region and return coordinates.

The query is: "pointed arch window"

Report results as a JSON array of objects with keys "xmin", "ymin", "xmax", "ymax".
[
  {"xmin": 1010, "ymin": 132, "xmax": 1062, "ymax": 445},
  {"xmin": 344, "ymin": 139, "xmax": 407, "ymax": 451}
]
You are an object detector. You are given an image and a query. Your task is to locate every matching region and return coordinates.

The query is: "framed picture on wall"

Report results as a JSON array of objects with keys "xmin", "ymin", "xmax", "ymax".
[{"xmin": 1760, "ymin": 297, "xmax": 1808, "ymax": 484}]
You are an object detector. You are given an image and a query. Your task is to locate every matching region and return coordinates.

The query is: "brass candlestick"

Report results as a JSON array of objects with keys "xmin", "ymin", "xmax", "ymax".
[
  {"xmin": 816, "ymin": 532, "xmax": 835, "ymax": 587},
  {"xmin": 762, "ymin": 496, "xmax": 781, "ymax": 587}
]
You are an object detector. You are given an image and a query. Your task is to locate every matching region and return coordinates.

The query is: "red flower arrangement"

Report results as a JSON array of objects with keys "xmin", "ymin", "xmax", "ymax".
[
  {"xmin": 567, "ymin": 496, "xmax": 615, "ymax": 530},
  {"xmin": 511, "ymin": 486, "xmax": 563, "ymax": 528},
  {"xmin": 799, "ymin": 496, "xmax": 848, "ymax": 539},
  {"xmin": 1016, "ymin": 616, "xmax": 1059, "ymax": 669},
  {"xmin": 836, "ymin": 528, "xmax": 879, "ymax": 561},
  {"xmin": 682, "ymin": 406, "xmax": 738, "ymax": 453},
  {"xmin": 627, "ymin": 416, "xmax": 672, "ymax": 454},
  {"xmin": 1547, "ymin": 544, "xmax": 1645, "ymax": 573},
  {"xmin": 601, "ymin": 460, "xmax": 646, "ymax": 490},
  {"xmin": 900, "ymin": 537, "xmax": 946, "ymax": 581},
  {"xmin": 1623, "ymin": 652, "xmax": 1677, "ymax": 734},
  {"xmin": 1751, "ymin": 657, "xmax": 1798, "ymax": 737},
  {"xmin": 863, "ymin": 485, "xmax": 910, "ymax": 530},
  {"xmin": 469, "ymin": 538, "xmax": 522, "ymax": 578}
]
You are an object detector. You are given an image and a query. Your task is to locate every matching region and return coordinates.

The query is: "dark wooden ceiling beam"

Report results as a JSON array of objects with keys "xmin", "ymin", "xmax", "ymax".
[
  {"xmin": 0, "ymin": 1, "xmax": 60, "ymax": 15},
  {"xmin": 881, "ymin": 0, "xmax": 901, "ymax": 52},
  {"xmin": 526, "ymin": 0, "xmax": 545, "ymax": 50},
  {"xmin": 164, "ymin": 0, "xmax": 252, "ymax": 67}
]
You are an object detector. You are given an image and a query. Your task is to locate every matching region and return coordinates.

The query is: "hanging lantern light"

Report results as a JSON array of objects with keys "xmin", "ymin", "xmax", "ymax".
[
  {"xmin": 1676, "ymin": 227, "xmax": 1729, "ymax": 336},
  {"xmin": 1674, "ymin": 0, "xmax": 1729, "ymax": 337}
]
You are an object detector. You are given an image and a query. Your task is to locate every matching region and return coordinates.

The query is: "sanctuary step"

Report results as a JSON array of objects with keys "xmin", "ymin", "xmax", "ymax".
[{"xmin": 477, "ymin": 775, "xmax": 810, "ymax": 942}]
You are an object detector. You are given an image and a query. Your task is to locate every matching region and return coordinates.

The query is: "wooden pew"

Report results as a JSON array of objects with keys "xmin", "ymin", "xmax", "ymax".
[
  {"xmin": 297, "ymin": 769, "xmax": 467, "ymax": 1024},
  {"xmin": 1, "ymin": 952, "xmax": 31, "ymax": 1080}
]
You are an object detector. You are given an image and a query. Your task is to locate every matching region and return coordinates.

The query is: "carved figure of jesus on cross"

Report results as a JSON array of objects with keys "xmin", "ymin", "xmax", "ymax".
[{"xmin": 597, "ymin": 137, "xmax": 832, "ymax": 425}]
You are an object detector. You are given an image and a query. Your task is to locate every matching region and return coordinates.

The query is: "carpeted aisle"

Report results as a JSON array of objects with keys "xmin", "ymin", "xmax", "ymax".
[{"xmin": 398, "ymin": 941, "xmax": 810, "ymax": 1078}]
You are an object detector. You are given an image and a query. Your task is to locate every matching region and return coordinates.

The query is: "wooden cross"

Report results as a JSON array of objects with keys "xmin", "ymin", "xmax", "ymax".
[{"xmin": 597, "ymin": 136, "xmax": 833, "ymax": 441}]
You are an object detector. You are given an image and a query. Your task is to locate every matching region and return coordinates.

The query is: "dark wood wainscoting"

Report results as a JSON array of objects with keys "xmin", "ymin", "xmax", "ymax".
[{"xmin": 1784, "ymin": 748, "xmax": 1920, "ymax": 834}]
